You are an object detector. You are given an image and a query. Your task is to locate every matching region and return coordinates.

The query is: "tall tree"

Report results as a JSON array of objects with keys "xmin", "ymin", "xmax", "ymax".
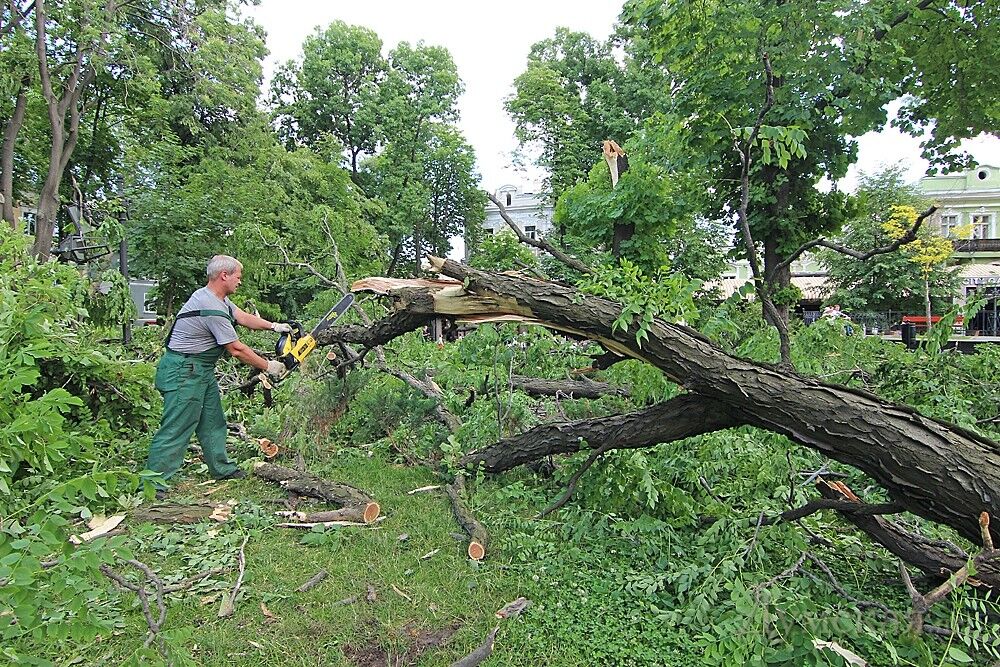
[
  {"xmin": 269, "ymin": 21, "xmax": 385, "ymax": 180},
  {"xmin": 506, "ymin": 28, "xmax": 659, "ymax": 199},
  {"xmin": 620, "ymin": 0, "xmax": 996, "ymax": 362}
]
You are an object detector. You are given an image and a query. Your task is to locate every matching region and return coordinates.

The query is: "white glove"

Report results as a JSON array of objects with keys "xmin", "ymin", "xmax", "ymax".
[
  {"xmin": 266, "ymin": 360, "xmax": 286, "ymax": 378},
  {"xmin": 271, "ymin": 322, "xmax": 293, "ymax": 334}
]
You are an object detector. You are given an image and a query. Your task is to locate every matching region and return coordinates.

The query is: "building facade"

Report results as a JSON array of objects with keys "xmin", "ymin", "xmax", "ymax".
[
  {"xmin": 471, "ymin": 185, "xmax": 555, "ymax": 259},
  {"xmin": 919, "ymin": 165, "xmax": 1000, "ymax": 333}
]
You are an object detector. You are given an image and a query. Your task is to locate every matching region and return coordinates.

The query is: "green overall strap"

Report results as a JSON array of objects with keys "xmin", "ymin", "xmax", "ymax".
[{"xmin": 164, "ymin": 307, "xmax": 235, "ymax": 350}]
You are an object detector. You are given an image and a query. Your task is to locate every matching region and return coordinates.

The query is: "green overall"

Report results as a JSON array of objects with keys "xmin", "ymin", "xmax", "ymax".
[{"xmin": 145, "ymin": 309, "xmax": 239, "ymax": 484}]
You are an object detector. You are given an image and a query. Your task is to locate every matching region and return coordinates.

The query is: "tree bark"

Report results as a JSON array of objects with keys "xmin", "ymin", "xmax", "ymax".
[
  {"xmin": 1, "ymin": 75, "xmax": 28, "ymax": 228},
  {"xmin": 351, "ymin": 260, "xmax": 1000, "ymax": 546},
  {"xmin": 509, "ymin": 375, "xmax": 630, "ymax": 399},
  {"xmin": 460, "ymin": 395, "xmax": 739, "ymax": 473}
]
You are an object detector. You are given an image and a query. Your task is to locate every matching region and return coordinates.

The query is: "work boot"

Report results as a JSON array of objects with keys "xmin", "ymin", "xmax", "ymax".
[
  {"xmin": 217, "ymin": 469, "xmax": 247, "ymax": 481},
  {"xmin": 154, "ymin": 489, "xmax": 167, "ymax": 501}
]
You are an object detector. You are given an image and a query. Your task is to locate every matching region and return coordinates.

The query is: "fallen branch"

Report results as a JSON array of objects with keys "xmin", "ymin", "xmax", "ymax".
[
  {"xmin": 218, "ymin": 535, "xmax": 248, "ymax": 619},
  {"xmin": 132, "ymin": 502, "xmax": 233, "ymax": 525},
  {"xmin": 253, "ymin": 462, "xmax": 380, "ymax": 522},
  {"xmin": 275, "ymin": 505, "xmax": 380, "ymax": 524},
  {"xmin": 510, "ymin": 375, "xmax": 630, "ymax": 399},
  {"xmin": 460, "ymin": 394, "xmax": 739, "ymax": 474},
  {"xmin": 450, "ymin": 625, "xmax": 499, "ymax": 667},
  {"xmin": 446, "ymin": 476, "xmax": 489, "ymax": 561},
  {"xmin": 100, "ymin": 560, "xmax": 167, "ymax": 650},
  {"xmin": 761, "ymin": 498, "xmax": 903, "ymax": 526},
  {"xmin": 536, "ymin": 442, "xmax": 613, "ymax": 519}
]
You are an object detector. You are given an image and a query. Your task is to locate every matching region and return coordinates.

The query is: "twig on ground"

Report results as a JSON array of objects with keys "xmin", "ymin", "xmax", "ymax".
[
  {"xmin": 218, "ymin": 534, "xmax": 248, "ymax": 618},
  {"xmin": 296, "ymin": 570, "xmax": 328, "ymax": 593},
  {"xmin": 450, "ymin": 625, "xmax": 499, "ymax": 667}
]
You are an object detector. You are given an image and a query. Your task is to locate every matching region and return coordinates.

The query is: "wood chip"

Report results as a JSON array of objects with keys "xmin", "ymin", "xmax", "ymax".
[
  {"xmin": 203, "ymin": 482, "xmax": 230, "ymax": 496},
  {"xmin": 397, "ymin": 533, "xmax": 410, "ymax": 542},
  {"xmin": 420, "ymin": 548, "xmax": 440, "ymax": 560},
  {"xmin": 407, "ymin": 485, "xmax": 440, "ymax": 495},
  {"xmin": 260, "ymin": 602, "xmax": 278, "ymax": 622},
  {"xmin": 69, "ymin": 514, "xmax": 126, "ymax": 544},
  {"xmin": 366, "ymin": 584, "xmax": 377, "ymax": 602},
  {"xmin": 495, "ymin": 597, "xmax": 532, "ymax": 619}
]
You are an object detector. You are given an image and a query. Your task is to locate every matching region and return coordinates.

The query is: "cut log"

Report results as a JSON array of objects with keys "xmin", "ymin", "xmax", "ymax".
[
  {"xmin": 349, "ymin": 259, "xmax": 1000, "ymax": 547},
  {"xmin": 446, "ymin": 476, "xmax": 488, "ymax": 561},
  {"xmin": 450, "ymin": 625, "xmax": 499, "ymax": 667},
  {"xmin": 253, "ymin": 462, "xmax": 379, "ymax": 521},
  {"xmin": 510, "ymin": 375, "xmax": 630, "ymax": 399}
]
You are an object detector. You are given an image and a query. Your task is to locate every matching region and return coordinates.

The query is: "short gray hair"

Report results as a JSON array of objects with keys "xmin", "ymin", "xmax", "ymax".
[{"xmin": 206, "ymin": 255, "xmax": 242, "ymax": 279}]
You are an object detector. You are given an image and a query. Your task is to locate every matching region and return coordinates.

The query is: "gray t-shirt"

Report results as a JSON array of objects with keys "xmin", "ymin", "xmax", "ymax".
[{"xmin": 167, "ymin": 287, "xmax": 239, "ymax": 354}]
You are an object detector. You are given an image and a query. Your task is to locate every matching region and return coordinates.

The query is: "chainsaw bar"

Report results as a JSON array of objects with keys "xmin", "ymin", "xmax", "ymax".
[{"xmin": 310, "ymin": 293, "xmax": 355, "ymax": 337}]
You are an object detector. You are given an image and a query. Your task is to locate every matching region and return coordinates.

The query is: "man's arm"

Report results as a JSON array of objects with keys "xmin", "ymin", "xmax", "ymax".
[
  {"xmin": 224, "ymin": 339, "xmax": 270, "ymax": 370},
  {"xmin": 232, "ymin": 306, "xmax": 274, "ymax": 331}
]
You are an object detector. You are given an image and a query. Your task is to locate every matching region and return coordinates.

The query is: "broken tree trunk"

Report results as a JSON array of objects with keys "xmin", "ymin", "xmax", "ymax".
[
  {"xmin": 347, "ymin": 258, "xmax": 1000, "ymax": 547},
  {"xmin": 253, "ymin": 462, "xmax": 380, "ymax": 523}
]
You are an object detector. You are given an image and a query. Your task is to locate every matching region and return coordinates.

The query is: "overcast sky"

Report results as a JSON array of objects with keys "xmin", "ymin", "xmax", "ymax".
[{"xmin": 244, "ymin": 0, "xmax": 1000, "ymax": 194}]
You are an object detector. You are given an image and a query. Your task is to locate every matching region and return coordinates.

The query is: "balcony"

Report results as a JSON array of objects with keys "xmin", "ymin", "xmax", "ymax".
[{"xmin": 952, "ymin": 238, "xmax": 1000, "ymax": 253}]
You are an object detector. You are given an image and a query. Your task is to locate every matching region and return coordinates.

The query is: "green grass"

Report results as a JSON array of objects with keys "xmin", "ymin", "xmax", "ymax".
[{"xmin": 79, "ymin": 448, "xmax": 526, "ymax": 666}]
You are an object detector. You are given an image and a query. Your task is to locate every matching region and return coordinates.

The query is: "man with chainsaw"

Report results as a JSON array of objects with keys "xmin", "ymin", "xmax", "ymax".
[{"xmin": 146, "ymin": 255, "xmax": 289, "ymax": 494}]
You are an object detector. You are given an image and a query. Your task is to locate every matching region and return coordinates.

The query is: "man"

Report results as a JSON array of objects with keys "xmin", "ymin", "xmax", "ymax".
[{"xmin": 146, "ymin": 255, "xmax": 288, "ymax": 494}]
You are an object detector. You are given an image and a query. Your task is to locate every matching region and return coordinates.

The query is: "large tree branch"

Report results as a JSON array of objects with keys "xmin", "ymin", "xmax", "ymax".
[
  {"xmin": 485, "ymin": 191, "xmax": 592, "ymax": 275},
  {"xmin": 459, "ymin": 394, "xmax": 741, "ymax": 473},
  {"xmin": 769, "ymin": 205, "xmax": 939, "ymax": 279}
]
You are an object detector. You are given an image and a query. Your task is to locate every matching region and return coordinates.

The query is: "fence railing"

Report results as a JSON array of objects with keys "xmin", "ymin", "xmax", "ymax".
[{"xmin": 801, "ymin": 310, "xmax": 1000, "ymax": 336}]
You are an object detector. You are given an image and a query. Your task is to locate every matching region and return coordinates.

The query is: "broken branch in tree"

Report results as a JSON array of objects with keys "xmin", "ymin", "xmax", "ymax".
[{"xmin": 485, "ymin": 191, "xmax": 592, "ymax": 275}]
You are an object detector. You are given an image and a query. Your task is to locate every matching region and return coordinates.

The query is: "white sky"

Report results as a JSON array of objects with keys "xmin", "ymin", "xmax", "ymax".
[{"xmin": 244, "ymin": 0, "xmax": 1000, "ymax": 194}]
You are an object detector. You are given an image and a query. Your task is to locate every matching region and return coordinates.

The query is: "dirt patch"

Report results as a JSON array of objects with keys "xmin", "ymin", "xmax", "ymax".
[{"xmin": 343, "ymin": 622, "xmax": 461, "ymax": 667}]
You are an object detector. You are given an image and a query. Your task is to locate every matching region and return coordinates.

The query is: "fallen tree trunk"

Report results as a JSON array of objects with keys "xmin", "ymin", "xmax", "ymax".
[
  {"xmin": 510, "ymin": 375, "xmax": 630, "ymax": 399},
  {"xmin": 348, "ymin": 259, "xmax": 1000, "ymax": 547}
]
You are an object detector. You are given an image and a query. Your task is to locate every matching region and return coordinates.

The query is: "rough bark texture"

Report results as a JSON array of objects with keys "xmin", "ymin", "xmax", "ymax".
[
  {"xmin": 510, "ymin": 375, "xmax": 630, "ymax": 399},
  {"xmin": 351, "ymin": 260, "xmax": 1000, "ymax": 546},
  {"xmin": 1, "ymin": 77, "xmax": 28, "ymax": 228},
  {"xmin": 460, "ymin": 395, "xmax": 739, "ymax": 474}
]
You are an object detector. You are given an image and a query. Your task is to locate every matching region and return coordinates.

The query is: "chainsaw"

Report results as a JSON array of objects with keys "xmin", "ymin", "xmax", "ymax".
[{"xmin": 242, "ymin": 292, "xmax": 355, "ymax": 405}]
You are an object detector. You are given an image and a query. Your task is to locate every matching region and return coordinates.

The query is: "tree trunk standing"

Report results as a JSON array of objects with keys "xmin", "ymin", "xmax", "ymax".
[
  {"xmin": 763, "ymin": 235, "xmax": 791, "ymax": 327},
  {"xmin": 924, "ymin": 278, "xmax": 932, "ymax": 330},
  {"xmin": 28, "ymin": 0, "xmax": 113, "ymax": 260},
  {"xmin": 1, "ymin": 77, "xmax": 28, "ymax": 228},
  {"xmin": 350, "ymin": 260, "xmax": 1000, "ymax": 546}
]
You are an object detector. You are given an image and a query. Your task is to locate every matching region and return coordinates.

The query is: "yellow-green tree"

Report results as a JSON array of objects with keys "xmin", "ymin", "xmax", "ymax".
[{"xmin": 884, "ymin": 204, "xmax": 953, "ymax": 326}]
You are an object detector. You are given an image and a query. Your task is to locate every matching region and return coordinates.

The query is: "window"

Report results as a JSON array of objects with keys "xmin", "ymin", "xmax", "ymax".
[
  {"xmin": 972, "ymin": 213, "xmax": 993, "ymax": 239},
  {"xmin": 524, "ymin": 225, "xmax": 536, "ymax": 240},
  {"xmin": 939, "ymin": 213, "xmax": 959, "ymax": 237}
]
